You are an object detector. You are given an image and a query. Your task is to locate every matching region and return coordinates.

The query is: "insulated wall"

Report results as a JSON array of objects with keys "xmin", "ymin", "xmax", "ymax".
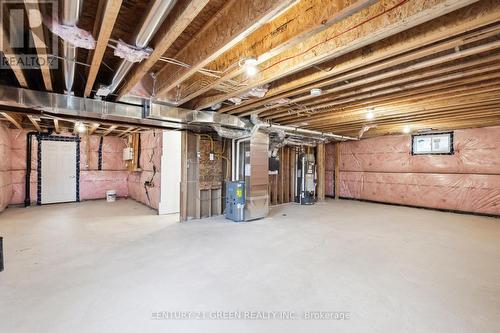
[
  {"xmin": 80, "ymin": 135, "xmax": 128, "ymax": 200},
  {"xmin": 336, "ymin": 126, "xmax": 500, "ymax": 215},
  {"xmin": 0, "ymin": 124, "xmax": 12, "ymax": 211},
  {"xmin": 127, "ymin": 130, "xmax": 162, "ymax": 210},
  {"xmin": 325, "ymin": 143, "xmax": 336, "ymax": 197},
  {"xmin": 8, "ymin": 129, "xmax": 128, "ymax": 205}
]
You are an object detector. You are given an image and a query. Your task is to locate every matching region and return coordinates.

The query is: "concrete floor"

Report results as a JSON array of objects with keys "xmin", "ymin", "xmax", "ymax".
[{"xmin": 0, "ymin": 199, "xmax": 499, "ymax": 333}]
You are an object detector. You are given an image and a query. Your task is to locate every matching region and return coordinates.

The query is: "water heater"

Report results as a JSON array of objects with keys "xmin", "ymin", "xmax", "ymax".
[{"xmin": 296, "ymin": 152, "xmax": 316, "ymax": 205}]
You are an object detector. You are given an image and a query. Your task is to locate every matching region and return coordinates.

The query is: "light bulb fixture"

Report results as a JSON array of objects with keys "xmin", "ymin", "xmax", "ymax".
[
  {"xmin": 245, "ymin": 65, "xmax": 258, "ymax": 77},
  {"xmin": 310, "ymin": 88, "xmax": 322, "ymax": 96},
  {"xmin": 402, "ymin": 125, "xmax": 411, "ymax": 134},
  {"xmin": 75, "ymin": 121, "xmax": 86, "ymax": 133},
  {"xmin": 240, "ymin": 57, "xmax": 259, "ymax": 77},
  {"xmin": 366, "ymin": 111, "xmax": 375, "ymax": 120}
]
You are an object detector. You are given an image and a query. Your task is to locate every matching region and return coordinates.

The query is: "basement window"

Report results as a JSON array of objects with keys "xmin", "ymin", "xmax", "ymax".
[{"xmin": 411, "ymin": 132, "xmax": 454, "ymax": 155}]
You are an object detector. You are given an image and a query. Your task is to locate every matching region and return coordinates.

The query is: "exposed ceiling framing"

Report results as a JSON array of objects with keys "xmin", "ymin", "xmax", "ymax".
[{"xmin": 0, "ymin": 0, "xmax": 499, "ymax": 138}]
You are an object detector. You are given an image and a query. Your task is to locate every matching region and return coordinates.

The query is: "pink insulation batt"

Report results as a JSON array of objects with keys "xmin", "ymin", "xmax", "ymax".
[
  {"xmin": 336, "ymin": 125, "xmax": 500, "ymax": 215},
  {"xmin": 0, "ymin": 127, "xmax": 164, "ymax": 211},
  {"xmin": 127, "ymin": 130, "xmax": 162, "ymax": 210},
  {"xmin": 80, "ymin": 135, "xmax": 129, "ymax": 200},
  {"xmin": 0, "ymin": 124, "xmax": 12, "ymax": 211}
]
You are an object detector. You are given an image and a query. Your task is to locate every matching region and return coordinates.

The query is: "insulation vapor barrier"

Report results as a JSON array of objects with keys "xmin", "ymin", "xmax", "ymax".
[
  {"xmin": 334, "ymin": 126, "xmax": 500, "ymax": 216},
  {"xmin": 0, "ymin": 124, "xmax": 12, "ymax": 211},
  {"xmin": 127, "ymin": 131, "xmax": 162, "ymax": 210},
  {"xmin": 0, "ymin": 125, "xmax": 163, "ymax": 211}
]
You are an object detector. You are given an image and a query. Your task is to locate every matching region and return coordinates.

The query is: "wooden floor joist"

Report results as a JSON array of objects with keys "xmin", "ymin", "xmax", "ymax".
[
  {"xmin": 218, "ymin": 0, "xmax": 500, "ymax": 116},
  {"xmin": 0, "ymin": 23, "xmax": 28, "ymax": 88},
  {"xmin": 23, "ymin": 1, "xmax": 52, "ymax": 91},
  {"xmin": 103, "ymin": 125, "xmax": 118, "ymax": 136},
  {"xmin": 116, "ymin": 0, "xmax": 211, "ymax": 98},
  {"xmin": 154, "ymin": 0, "xmax": 299, "ymax": 101},
  {"xmin": 27, "ymin": 115, "xmax": 42, "ymax": 132},
  {"xmin": 0, "ymin": 112, "xmax": 23, "ymax": 129},
  {"xmin": 84, "ymin": 0, "xmax": 123, "ymax": 97},
  {"xmin": 192, "ymin": 0, "xmax": 480, "ymax": 110},
  {"xmin": 167, "ymin": 0, "xmax": 377, "ymax": 105}
]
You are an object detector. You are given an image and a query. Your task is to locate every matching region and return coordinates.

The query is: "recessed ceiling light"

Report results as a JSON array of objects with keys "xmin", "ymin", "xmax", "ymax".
[
  {"xmin": 402, "ymin": 125, "xmax": 411, "ymax": 134},
  {"xmin": 310, "ymin": 88, "xmax": 322, "ymax": 96}
]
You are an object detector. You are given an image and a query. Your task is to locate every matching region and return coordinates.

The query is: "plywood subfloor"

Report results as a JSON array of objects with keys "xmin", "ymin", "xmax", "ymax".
[{"xmin": 0, "ymin": 199, "xmax": 499, "ymax": 332}]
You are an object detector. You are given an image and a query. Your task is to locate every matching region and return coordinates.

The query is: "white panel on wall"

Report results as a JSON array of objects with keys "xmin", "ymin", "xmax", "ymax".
[
  {"xmin": 41, "ymin": 141, "xmax": 77, "ymax": 204},
  {"xmin": 158, "ymin": 130, "xmax": 181, "ymax": 215}
]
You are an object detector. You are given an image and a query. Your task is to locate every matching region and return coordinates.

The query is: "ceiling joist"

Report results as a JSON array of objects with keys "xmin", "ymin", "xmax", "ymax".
[
  {"xmin": 84, "ymin": 0, "xmax": 123, "ymax": 97},
  {"xmin": 23, "ymin": 0, "xmax": 52, "ymax": 91},
  {"xmin": 168, "ymin": 0, "xmax": 378, "ymax": 106},
  {"xmin": 153, "ymin": 0, "xmax": 301, "ymax": 100},
  {"xmin": 116, "ymin": 0, "xmax": 211, "ymax": 98},
  {"xmin": 193, "ymin": 0, "xmax": 480, "ymax": 110}
]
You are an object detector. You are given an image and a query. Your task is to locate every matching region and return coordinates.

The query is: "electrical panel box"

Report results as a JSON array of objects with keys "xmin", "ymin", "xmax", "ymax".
[
  {"xmin": 224, "ymin": 181, "xmax": 245, "ymax": 222},
  {"xmin": 123, "ymin": 147, "xmax": 134, "ymax": 161}
]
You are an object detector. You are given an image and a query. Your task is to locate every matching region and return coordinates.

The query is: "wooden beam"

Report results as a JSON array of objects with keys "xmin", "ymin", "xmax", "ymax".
[
  {"xmin": 193, "ymin": 0, "xmax": 482, "ymax": 110},
  {"xmin": 153, "ymin": 0, "xmax": 299, "ymax": 99},
  {"xmin": 277, "ymin": 81, "xmax": 500, "ymax": 126},
  {"xmin": 88, "ymin": 123, "xmax": 100, "ymax": 135},
  {"xmin": 0, "ymin": 22, "xmax": 28, "ymax": 87},
  {"xmin": 279, "ymin": 69, "xmax": 500, "ymax": 125},
  {"xmin": 269, "ymin": 50, "xmax": 500, "ymax": 121},
  {"xmin": 334, "ymin": 143, "xmax": 339, "ymax": 199},
  {"xmin": 316, "ymin": 143, "xmax": 325, "ymax": 201},
  {"xmin": 116, "ymin": 0, "xmax": 210, "ymax": 98},
  {"xmin": 53, "ymin": 119, "xmax": 60, "ymax": 133},
  {"xmin": 23, "ymin": 0, "xmax": 52, "ymax": 90},
  {"xmin": 84, "ymin": 0, "xmax": 123, "ymax": 97},
  {"xmin": 0, "ymin": 112, "xmax": 23, "ymax": 129},
  {"xmin": 103, "ymin": 125, "xmax": 117, "ymax": 136},
  {"xmin": 164, "ymin": 0, "xmax": 376, "ymax": 105},
  {"xmin": 118, "ymin": 127, "xmax": 135, "ymax": 137},
  {"xmin": 85, "ymin": 0, "xmax": 106, "ymax": 66},
  {"xmin": 230, "ymin": 0, "xmax": 500, "ymax": 115},
  {"xmin": 27, "ymin": 114, "xmax": 42, "ymax": 132},
  {"xmin": 246, "ymin": 25, "xmax": 500, "ymax": 117}
]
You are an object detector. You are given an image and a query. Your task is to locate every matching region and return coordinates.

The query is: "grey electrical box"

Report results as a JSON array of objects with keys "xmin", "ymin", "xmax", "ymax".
[{"xmin": 224, "ymin": 181, "xmax": 246, "ymax": 222}]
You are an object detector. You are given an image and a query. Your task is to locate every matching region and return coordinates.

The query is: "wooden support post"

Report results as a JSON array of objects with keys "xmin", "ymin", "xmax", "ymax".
[
  {"xmin": 334, "ymin": 143, "xmax": 340, "ymax": 199},
  {"xmin": 180, "ymin": 132, "xmax": 188, "ymax": 221},
  {"xmin": 316, "ymin": 143, "xmax": 325, "ymax": 201},
  {"xmin": 290, "ymin": 147, "xmax": 296, "ymax": 202}
]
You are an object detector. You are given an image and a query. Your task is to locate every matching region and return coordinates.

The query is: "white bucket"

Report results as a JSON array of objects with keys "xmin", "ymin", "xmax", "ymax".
[{"xmin": 106, "ymin": 190, "xmax": 116, "ymax": 202}]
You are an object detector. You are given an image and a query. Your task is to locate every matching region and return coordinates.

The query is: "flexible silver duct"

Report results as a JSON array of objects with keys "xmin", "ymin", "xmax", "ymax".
[
  {"xmin": 106, "ymin": 0, "xmax": 176, "ymax": 95},
  {"xmin": 62, "ymin": 0, "xmax": 83, "ymax": 94}
]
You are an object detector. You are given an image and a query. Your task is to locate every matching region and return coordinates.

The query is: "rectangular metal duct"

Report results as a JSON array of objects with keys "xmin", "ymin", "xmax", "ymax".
[
  {"xmin": 0, "ymin": 85, "xmax": 247, "ymax": 130},
  {"xmin": 244, "ymin": 130, "xmax": 269, "ymax": 220},
  {"xmin": 147, "ymin": 101, "xmax": 247, "ymax": 129}
]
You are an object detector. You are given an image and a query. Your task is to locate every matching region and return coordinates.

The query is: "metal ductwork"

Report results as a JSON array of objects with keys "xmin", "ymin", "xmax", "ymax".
[
  {"xmin": 62, "ymin": 0, "xmax": 83, "ymax": 94},
  {"xmin": 0, "ymin": 84, "xmax": 356, "ymax": 142},
  {"xmin": 0, "ymin": 85, "xmax": 247, "ymax": 131},
  {"xmin": 105, "ymin": 0, "xmax": 176, "ymax": 95}
]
